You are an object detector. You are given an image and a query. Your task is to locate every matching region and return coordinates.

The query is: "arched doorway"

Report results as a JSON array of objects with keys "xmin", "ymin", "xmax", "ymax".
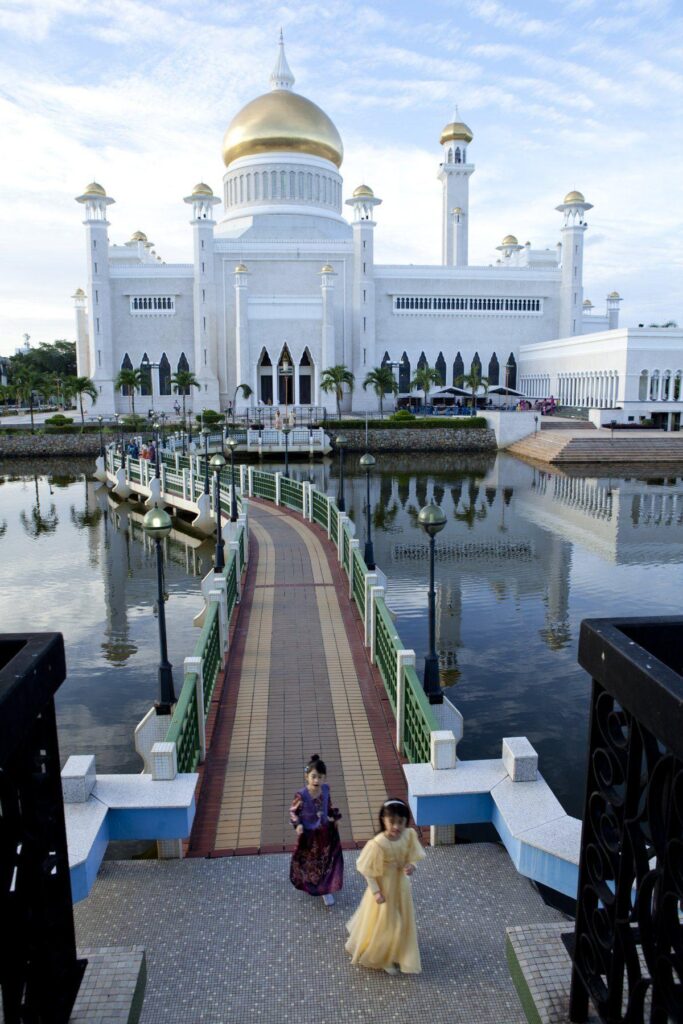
[
  {"xmin": 298, "ymin": 349, "xmax": 313, "ymax": 405},
  {"xmin": 258, "ymin": 349, "xmax": 273, "ymax": 405}
]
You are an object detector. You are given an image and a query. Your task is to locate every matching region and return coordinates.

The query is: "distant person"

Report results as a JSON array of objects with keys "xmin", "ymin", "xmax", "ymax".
[
  {"xmin": 287, "ymin": 408, "xmax": 296, "ymax": 427},
  {"xmin": 274, "ymin": 408, "xmax": 282, "ymax": 429}
]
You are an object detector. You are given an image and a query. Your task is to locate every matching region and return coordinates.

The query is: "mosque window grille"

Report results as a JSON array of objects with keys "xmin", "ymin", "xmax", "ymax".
[
  {"xmin": 393, "ymin": 295, "xmax": 543, "ymax": 314},
  {"xmin": 130, "ymin": 296, "xmax": 176, "ymax": 315}
]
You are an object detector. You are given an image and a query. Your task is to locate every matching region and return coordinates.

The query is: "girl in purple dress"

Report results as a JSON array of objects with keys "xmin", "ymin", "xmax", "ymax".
[{"xmin": 289, "ymin": 754, "xmax": 344, "ymax": 906}]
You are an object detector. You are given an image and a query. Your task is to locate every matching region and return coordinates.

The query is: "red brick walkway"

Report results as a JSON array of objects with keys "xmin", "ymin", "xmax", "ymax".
[{"xmin": 188, "ymin": 499, "xmax": 408, "ymax": 856}]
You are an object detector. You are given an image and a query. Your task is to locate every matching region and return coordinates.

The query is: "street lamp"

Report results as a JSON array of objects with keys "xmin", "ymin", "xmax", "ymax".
[
  {"xmin": 335, "ymin": 435, "xmax": 348, "ymax": 512},
  {"xmin": 97, "ymin": 415, "xmax": 104, "ymax": 457},
  {"xmin": 359, "ymin": 453, "xmax": 376, "ymax": 569},
  {"xmin": 142, "ymin": 506, "xmax": 177, "ymax": 714},
  {"xmin": 282, "ymin": 425, "xmax": 291, "ymax": 476},
  {"xmin": 210, "ymin": 452, "xmax": 226, "ymax": 572},
  {"xmin": 153, "ymin": 421, "xmax": 161, "ymax": 479},
  {"xmin": 418, "ymin": 502, "xmax": 447, "ymax": 704},
  {"xmin": 202, "ymin": 427, "xmax": 211, "ymax": 494},
  {"xmin": 115, "ymin": 413, "xmax": 124, "ymax": 456},
  {"xmin": 279, "ymin": 353, "xmax": 294, "ymax": 417},
  {"xmin": 159, "ymin": 411, "xmax": 167, "ymax": 446},
  {"xmin": 226, "ymin": 436, "xmax": 239, "ymax": 522}
]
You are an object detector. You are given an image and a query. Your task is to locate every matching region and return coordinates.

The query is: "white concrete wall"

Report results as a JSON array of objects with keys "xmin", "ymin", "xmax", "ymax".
[{"xmin": 485, "ymin": 410, "xmax": 537, "ymax": 448}]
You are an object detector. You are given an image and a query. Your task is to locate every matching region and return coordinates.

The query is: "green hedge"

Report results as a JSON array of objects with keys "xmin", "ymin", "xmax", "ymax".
[{"xmin": 328, "ymin": 417, "xmax": 488, "ymax": 430}]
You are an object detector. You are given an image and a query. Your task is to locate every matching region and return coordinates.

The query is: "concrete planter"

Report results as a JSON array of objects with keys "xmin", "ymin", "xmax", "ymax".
[{"xmin": 329, "ymin": 427, "xmax": 496, "ymax": 452}]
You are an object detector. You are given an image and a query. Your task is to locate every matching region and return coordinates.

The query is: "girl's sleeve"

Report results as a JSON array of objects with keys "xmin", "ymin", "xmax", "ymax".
[
  {"xmin": 406, "ymin": 828, "xmax": 427, "ymax": 865},
  {"xmin": 327, "ymin": 788, "xmax": 342, "ymax": 822},
  {"xmin": 356, "ymin": 838, "xmax": 384, "ymax": 894},
  {"xmin": 289, "ymin": 792, "xmax": 303, "ymax": 829}
]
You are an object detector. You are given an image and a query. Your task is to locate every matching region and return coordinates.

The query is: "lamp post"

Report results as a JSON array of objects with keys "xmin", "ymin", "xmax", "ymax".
[
  {"xmin": 202, "ymin": 427, "xmax": 210, "ymax": 494},
  {"xmin": 335, "ymin": 435, "xmax": 347, "ymax": 512},
  {"xmin": 116, "ymin": 413, "xmax": 124, "ymax": 456},
  {"xmin": 534, "ymin": 414, "xmax": 539, "ymax": 434},
  {"xmin": 153, "ymin": 421, "xmax": 161, "ymax": 479},
  {"xmin": 418, "ymin": 502, "xmax": 447, "ymax": 704},
  {"xmin": 97, "ymin": 416, "xmax": 104, "ymax": 457},
  {"xmin": 210, "ymin": 452, "xmax": 226, "ymax": 572},
  {"xmin": 227, "ymin": 436, "xmax": 239, "ymax": 522},
  {"xmin": 279, "ymin": 354, "xmax": 293, "ymax": 418},
  {"xmin": 359, "ymin": 452, "xmax": 376, "ymax": 570},
  {"xmin": 142, "ymin": 506, "xmax": 177, "ymax": 714},
  {"xmin": 159, "ymin": 411, "xmax": 167, "ymax": 447},
  {"xmin": 282, "ymin": 425, "xmax": 291, "ymax": 476}
]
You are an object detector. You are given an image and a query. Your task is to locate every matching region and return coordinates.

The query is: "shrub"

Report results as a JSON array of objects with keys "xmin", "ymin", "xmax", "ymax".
[
  {"xmin": 45, "ymin": 414, "xmax": 74, "ymax": 426},
  {"xmin": 196, "ymin": 410, "xmax": 224, "ymax": 426},
  {"xmin": 122, "ymin": 415, "xmax": 147, "ymax": 429},
  {"xmin": 327, "ymin": 417, "xmax": 488, "ymax": 431},
  {"xmin": 389, "ymin": 410, "xmax": 416, "ymax": 422}
]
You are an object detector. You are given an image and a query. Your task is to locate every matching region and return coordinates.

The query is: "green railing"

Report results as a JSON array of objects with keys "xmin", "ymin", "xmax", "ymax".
[
  {"xmin": 342, "ymin": 527, "xmax": 350, "ymax": 574},
  {"xmin": 352, "ymin": 546, "xmax": 367, "ymax": 616},
  {"xmin": 312, "ymin": 490, "xmax": 328, "ymax": 529},
  {"xmin": 280, "ymin": 477, "xmax": 304, "ymax": 512},
  {"xmin": 330, "ymin": 505, "xmax": 339, "ymax": 545},
  {"xmin": 403, "ymin": 665, "xmax": 437, "ymax": 764},
  {"xmin": 374, "ymin": 599, "xmax": 401, "ymax": 713},
  {"xmin": 252, "ymin": 470, "xmax": 276, "ymax": 502}
]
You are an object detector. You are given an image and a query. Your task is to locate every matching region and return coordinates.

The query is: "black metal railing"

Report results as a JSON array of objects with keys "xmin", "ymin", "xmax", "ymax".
[
  {"xmin": 569, "ymin": 616, "xmax": 683, "ymax": 1023},
  {"xmin": 0, "ymin": 633, "xmax": 86, "ymax": 1024}
]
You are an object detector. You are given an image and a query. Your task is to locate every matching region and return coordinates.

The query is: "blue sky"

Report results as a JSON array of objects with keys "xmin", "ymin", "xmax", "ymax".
[{"xmin": 1, "ymin": 0, "xmax": 682, "ymax": 354}]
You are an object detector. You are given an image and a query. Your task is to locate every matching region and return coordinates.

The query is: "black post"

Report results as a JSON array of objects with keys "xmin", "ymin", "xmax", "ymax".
[
  {"xmin": 154, "ymin": 422, "xmax": 161, "ymax": 479},
  {"xmin": 423, "ymin": 533, "xmax": 443, "ymax": 701},
  {"xmin": 337, "ymin": 443, "xmax": 346, "ymax": 512},
  {"xmin": 230, "ymin": 445, "xmax": 238, "ymax": 523},
  {"xmin": 203, "ymin": 430, "xmax": 210, "ymax": 494},
  {"xmin": 283, "ymin": 427, "xmax": 290, "ymax": 476},
  {"xmin": 154, "ymin": 539, "xmax": 176, "ymax": 713},
  {"xmin": 364, "ymin": 467, "xmax": 375, "ymax": 569},
  {"xmin": 98, "ymin": 416, "xmax": 104, "ymax": 457},
  {"xmin": 213, "ymin": 464, "xmax": 225, "ymax": 572}
]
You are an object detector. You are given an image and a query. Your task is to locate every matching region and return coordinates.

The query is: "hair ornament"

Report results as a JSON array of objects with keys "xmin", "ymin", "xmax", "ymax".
[{"xmin": 382, "ymin": 799, "xmax": 408, "ymax": 809}]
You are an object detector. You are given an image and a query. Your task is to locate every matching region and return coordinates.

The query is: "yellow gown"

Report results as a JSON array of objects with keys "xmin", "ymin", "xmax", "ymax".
[{"xmin": 345, "ymin": 828, "xmax": 426, "ymax": 974}]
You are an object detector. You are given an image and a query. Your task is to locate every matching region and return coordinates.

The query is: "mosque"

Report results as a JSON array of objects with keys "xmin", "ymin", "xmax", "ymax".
[{"xmin": 72, "ymin": 35, "xmax": 683, "ymax": 426}]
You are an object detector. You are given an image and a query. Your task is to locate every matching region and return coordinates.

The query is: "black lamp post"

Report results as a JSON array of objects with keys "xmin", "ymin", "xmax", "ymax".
[
  {"xmin": 202, "ymin": 427, "xmax": 210, "ymax": 494},
  {"xmin": 279, "ymin": 354, "xmax": 293, "ymax": 416},
  {"xmin": 115, "ymin": 413, "xmax": 124, "ymax": 457},
  {"xmin": 418, "ymin": 502, "xmax": 447, "ymax": 704},
  {"xmin": 142, "ymin": 506, "xmax": 177, "ymax": 714},
  {"xmin": 153, "ymin": 420, "xmax": 161, "ymax": 479},
  {"xmin": 282, "ymin": 425, "xmax": 291, "ymax": 476},
  {"xmin": 359, "ymin": 452, "xmax": 376, "ymax": 569},
  {"xmin": 335, "ymin": 435, "xmax": 347, "ymax": 512},
  {"xmin": 210, "ymin": 452, "xmax": 226, "ymax": 572},
  {"xmin": 97, "ymin": 416, "xmax": 104, "ymax": 457},
  {"xmin": 534, "ymin": 414, "xmax": 539, "ymax": 434},
  {"xmin": 227, "ymin": 436, "xmax": 239, "ymax": 522},
  {"xmin": 159, "ymin": 412, "xmax": 166, "ymax": 446}
]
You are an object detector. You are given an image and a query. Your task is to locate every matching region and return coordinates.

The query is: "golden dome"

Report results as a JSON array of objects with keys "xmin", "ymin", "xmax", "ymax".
[
  {"xmin": 83, "ymin": 181, "xmax": 106, "ymax": 197},
  {"xmin": 73, "ymin": 288, "xmax": 86, "ymax": 297},
  {"xmin": 452, "ymin": 206, "xmax": 462, "ymax": 214},
  {"xmin": 501, "ymin": 234, "xmax": 519, "ymax": 246},
  {"xmin": 608, "ymin": 290, "xmax": 621, "ymax": 299},
  {"xmin": 222, "ymin": 90, "xmax": 343, "ymax": 168},
  {"xmin": 353, "ymin": 184, "xmax": 374, "ymax": 198},
  {"xmin": 583, "ymin": 298, "xmax": 593, "ymax": 307},
  {"xmin": 321, "ymin": 263, "xmax": 334, "ymax": 273},
  {"xmin": 564, "ymin": 190, "xmax": 585, "ymax": 204},
  {"xmin": 440, "ymin": 121, "xmax": 473, "ymax": 145},
  {"xmin": 192, "ymin": 182, "xmax": 213, "ymax": 196},
  {"xmin": 235, "ymin": 263, "xmax": 248, "ymax": 273},
  {"xmin": 130, "ymin": 230, "xmax": 148, "ymax": 242}
]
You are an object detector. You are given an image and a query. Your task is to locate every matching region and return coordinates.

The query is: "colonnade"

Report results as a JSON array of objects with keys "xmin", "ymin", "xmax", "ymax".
[{"xmin": 556, "ymin": 372, "xmax": 619, "ymax": 408}]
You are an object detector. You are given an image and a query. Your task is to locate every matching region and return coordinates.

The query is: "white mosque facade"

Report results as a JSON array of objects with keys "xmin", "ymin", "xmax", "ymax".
[{"xmin": 73, "ymin": 37, "xmax": 683, "ymax": 424}]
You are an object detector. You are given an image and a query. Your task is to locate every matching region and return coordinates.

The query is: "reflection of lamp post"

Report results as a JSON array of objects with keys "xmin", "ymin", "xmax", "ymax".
[
  {"xmin": 282, "ymin": 425, "xmax": 291, "ymax": 476},
  {"xmin": 335, "ymin": 435, "xmax": 347, "ymax": 512},
  {"xmin": 153, "ymin": 421, "xmax": 161, "ymax": 478},
  {"xmin": 359, "ymin": 453, "xmax": 376, "ymax": 569},
  {"xmin": 210, "ymin": 452, "xmax": 226, "ymax": 572},
  {"xmin": 202, "ymin": 427, "xmax": 210, "ymax": 494},
  {"xmin": 534, "ymin": 414, "xmax": 539, "ymax": 434},
  {"xmin": 97, "ymin": 415, "xmax": 104, "ymax": 457},
  {"xmin": 142, "ymin": 506, "xmax": 176, "ymax": 714},
  {"xmin": 279, "ymin": 354, "xmax": 293, "ymax": 416},
  {"xmin": 227, "ymin": 437, "xmax": 239, "ymax": 522},
  {"xmin": 418, "ymin": 502, "xmax": 447, "ymax": 704}
]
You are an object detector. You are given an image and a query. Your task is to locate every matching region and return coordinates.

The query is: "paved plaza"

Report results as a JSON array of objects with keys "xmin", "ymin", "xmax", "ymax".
[{"xmin": 74, "ymin": 843, "xmax": 567, "ymax": 1024}]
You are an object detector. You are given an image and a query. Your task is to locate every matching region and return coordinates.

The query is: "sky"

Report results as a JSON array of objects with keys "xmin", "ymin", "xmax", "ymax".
[{"xmin": 1, "ymin": 0, "xmax": 682, "ymax": 356}]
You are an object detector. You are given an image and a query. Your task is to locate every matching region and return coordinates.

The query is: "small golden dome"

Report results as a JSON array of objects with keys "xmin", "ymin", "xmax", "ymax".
[
  {"xmin": 440, "ymin": 121, "xmax": 473, "ymax": 145},
  {"xmin": 608, "ymin": 290, "xmax": 620, "ymax": 299},
  {"xmin": 73, "ymin": 288, "xmax": 86, "ymax": 297},
  {"xmin": 452, "ymin": 206, "xmax": 462, "ymax": 214},
  {"xmin": 502, "ymin": 234, "xmax": 519, "ymax": 246},
  {"xmin": 583, "ymin": 299, "xmax": 593, "ymax": 307},
  {"xmin": 235, "ymin": 263, "xmax": 248, "ymax": 273},
  {"xmin": 353, "ymin": 184, "xmax": 374, "ymax": 198},
  {"xmin": 321, "ymin": 263, "xmax": 334, "ymax": 273},
  {"xmin": 83, "ymin": 181, "xmax": 106, "ymax": 197},
  {"xmin": 192, "ymin": 182, "xmax": 213, "ymax": 196},
  {"xmin": 130, "ymin": 230, "xmax": 148, "ymax": 242},
  {"xmin": 564, "ymin": 190, "xmax": 585, "ymax": 204},
  {"xmin": 222, "ymin": 90, "xmax": 343, "ymax": 168}
]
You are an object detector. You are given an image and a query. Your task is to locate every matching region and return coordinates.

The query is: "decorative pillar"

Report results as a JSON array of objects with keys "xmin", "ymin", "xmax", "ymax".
[
  {"xmin": 556, "ymin": 190, "xmax": 593, "ymax": 338},
  {"xmin": 183, "ymin": 183, "xmax": 221, "ymax": 408}
]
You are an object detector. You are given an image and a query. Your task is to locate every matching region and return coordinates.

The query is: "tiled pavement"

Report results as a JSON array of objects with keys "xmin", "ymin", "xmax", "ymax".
[
  {"xmin": 74, "ymin": 843, "xmax": 568, "ymax": 1024},
  {"xmin": 189, "ymin": 501, "xmax": 408, "ymax": 856}
]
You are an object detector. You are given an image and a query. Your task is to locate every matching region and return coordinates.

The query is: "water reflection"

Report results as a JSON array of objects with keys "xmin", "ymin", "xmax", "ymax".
[{"xmin": 20, "ymin": 475, "xmax": 59, "ymax": 538}]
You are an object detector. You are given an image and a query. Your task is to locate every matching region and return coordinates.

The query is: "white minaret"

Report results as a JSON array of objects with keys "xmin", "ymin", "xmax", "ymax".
[
  {"xmin": 184, "ymin": 183, "xmax": 221, "ymax": 408},
  {"xmin": 320, "ymin": 264, "xmax": 336, "ymax": 405},
  {"xmin": 345, "ymin": 184, "xmax": 382, "ymax": 411},
  {"xmin": 75, "ymin": 182, "xmax": 116, "ymax": 412},
  {"xmin": 72, "ymin": 288, "xmax": 89, "ymax": 378},
  {"xmin": 233, "ymin": 263, "xmax": 250, "ymax": 397},
  {"xmin": 556, "ymin": 189, "xmax": 593, "ymax": 338},
  {"xmin": 606, "ymin": 291, "xmax": 622, "ymax": 330},
  {"xmin": 437, "ymin": 111, "xmax": 474, "ymax": 266}
]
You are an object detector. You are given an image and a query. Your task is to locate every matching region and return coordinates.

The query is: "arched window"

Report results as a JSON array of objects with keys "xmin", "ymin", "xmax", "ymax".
[
  {"xmin": 662, "ymin": 370, "xmax": 672, "ymax": 401},
  {"xmin": 159, "ymin": 353, "xmax": 171, "ymax": 396},
  {"xmin": 417, "ymin": 351, "xmax": 428, "ymax": 371},
  {"xmin": 471, "ymin": 352, "xmax": 482, "ymax": 378},
  {"xmin": 453, "ymin": 352, "xmax": 464, "ymax": 385},
  {"xmin": 298, "ymin": 348, "xmax": 312, "ymax": 405},
  {"xmin": 174, "ymin": 353, "xmax": 191, "ymax": 393},
  {"xmin": 258, "ymin": 348, "xmax": 273, "ymax": 405},
  {"xmin": 650, "ymin": 370, "xmax": 660, "ymax": 401},
  {"xmin": 674, "ymin": 371, "xmax": 682, "ymax": 401},
  {"xmin": 448, "ymin": 147, "xmax": 453, "ymax": 163},
  {"xmin": 454, "ymin": 147, "xmax": 461, "ymax": 163},
  {"xmin": 140, "ymin": 353, "xmax": 152, "ymax": 396},
  {"xmin": 435, "ymin": 352, "xmax": 447, "ymax": 385},
  {"xmin": 639, "ymin": 370, "xmax": 648, "ymax": 401},
  {"xmin": 506, "ymin": 353, "xmax": 517, "ymax": 389},
  {"xmin": 488, "ymin": 352, "xmax": 500, "ymax": 385},
  {"xmin": 398, "ymin": 352, "xmax": 411, "ymax": 394},
  {"xmin": 120, "ymin": 354, "xmax": 133, "ymax": 395}
]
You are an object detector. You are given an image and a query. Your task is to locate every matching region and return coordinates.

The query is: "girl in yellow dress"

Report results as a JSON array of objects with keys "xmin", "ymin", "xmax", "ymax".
[{"xmin": 345, "ymin": 798, "xmax": 426, "ymax": 975}]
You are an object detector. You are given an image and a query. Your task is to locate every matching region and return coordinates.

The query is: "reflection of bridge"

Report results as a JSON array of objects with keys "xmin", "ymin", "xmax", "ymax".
[{"xmin": 392, "ymin": 540, "xmax": 534, "ymax": 561}]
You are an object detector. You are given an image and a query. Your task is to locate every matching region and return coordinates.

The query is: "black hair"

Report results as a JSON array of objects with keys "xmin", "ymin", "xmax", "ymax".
[
  {"xmin": 378, "ymin": 798, "xmax": 410, "ymax": 833},
  {"xmin": 305, "ymin": 753, "xmax": 327, "ymax": 776}
]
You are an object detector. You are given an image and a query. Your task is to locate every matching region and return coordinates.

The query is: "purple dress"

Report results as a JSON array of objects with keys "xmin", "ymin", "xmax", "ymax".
[{"xmin": 289, "ymin": 784, "xmax": 344, "ymax": 896}]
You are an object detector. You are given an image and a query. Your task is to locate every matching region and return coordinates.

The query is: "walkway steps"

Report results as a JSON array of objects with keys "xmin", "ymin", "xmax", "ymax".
[{"xmin": 509, "ymin": 430, "xmax": 683, "ymax": 464}]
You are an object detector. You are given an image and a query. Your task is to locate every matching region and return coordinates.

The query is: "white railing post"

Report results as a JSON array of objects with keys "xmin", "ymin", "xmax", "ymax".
[
  {"xmin": 338, "ymin": 515, "xmax": 349, "ymax": 563},
  {"xmin": 327, "ymin": 498, "xmax": 333, "ymax": 539},
  {"xmin": 237, "ymin": 517, "xmax": 248, "ymax": 563},
  {"xmin": 364, "ymin": 572, "xmax": 378, "ymax": 646},
  {"xmin": 160, "ymin": 463, "xmax": 167, "ymax": 494},
  {"xmin": 209, "ymin": 583, "xmax": 229, "ymax": 653},
  {"xmin": 240, "ymin": 464, "xmax": 247, "ymax": 494},
  {"xmin": 182, "ymin": 467, "xmax": 189, "ymax": 501},
  {"xmin": 275, "ymin": 472, "xmax": 281, "ymax": 506},
  {"xmin": 368, "ymin": 582, "xmax": 383, "ymax": 656},
  {"xmin": 174, "ymin": 453, "xmax": 180, "ymax": 472},
  {"xmin": 305, "ymin": 483, "xmax": 313, "ymax": 522},
  {"xmin": 247, "ymin": 466, "xmax": 254, "ymax": 498},
  {"xmin": 348, "ymin": 537, "xmax": 359, "ymax": 596},
  {"xmin": 395, "ymin": 650, "xmax": 415, "ymax": 756},
  {"xmin": 184, "ymin": 655, "xmax": 206, "ymax": 761},
  {"xmin": 229, "ymin": 540, "xmax": 241, "ymax": 601}
]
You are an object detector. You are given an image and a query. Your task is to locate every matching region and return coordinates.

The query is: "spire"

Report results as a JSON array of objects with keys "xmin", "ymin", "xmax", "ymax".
[{"xmin": 270, "ymin": 29, "xmax": 295, "ymax": 90}]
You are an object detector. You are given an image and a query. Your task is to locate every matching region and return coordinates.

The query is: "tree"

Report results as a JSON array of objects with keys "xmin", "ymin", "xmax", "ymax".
[
  {"xmin": 171, "ymin": 369, "xmax": 200, "ymax": 430},
  {"xmin": 231, "ymin": 382, "xmax": 253, "ymax": 428},
  {"xmin": 9, "ymin": 340, "xmax": 76, "ymax": 379},
  {"xmin": 363, "ymin": 366, "xmax": 398, "ymax": 420},
  {"xmin": 410, "ymin": 365, "xmax": 442, "ymax": 413},
  {"xmin": 321, "ymin": 365, "xmax": 355, "ymax": 420},
  {"xmin": 648, "ymin": 321, "xmax": 678, "ymax": 328},
  {"xmin": 115, "ymin": 368, "xmax": 142, "ymax": 416},
  {"xmin": 456, "ymin": 368, "xmax": 489, "ymax": 410},
  {"xmin": 66, "ymin": 376, "xmax": 98, "ymax": 424},
  {"xmin": 12, "ymin": 369, "xmax": 45, "ymax": 431}
]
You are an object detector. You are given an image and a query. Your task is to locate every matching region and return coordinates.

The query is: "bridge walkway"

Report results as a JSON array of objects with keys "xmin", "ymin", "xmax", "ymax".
[{"xmin": 188, "ymin": 499, "xmax": 407, "ymax": 856}]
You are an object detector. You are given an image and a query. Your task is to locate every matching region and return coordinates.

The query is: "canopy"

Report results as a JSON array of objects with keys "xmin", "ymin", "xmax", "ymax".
[
  {"xmin": 431, "ymin": 386, "xmax": 472, "ymax": 398},
  {"xmin": 487, "ymin": 385, "xmax": 527, "ymax": 397}
]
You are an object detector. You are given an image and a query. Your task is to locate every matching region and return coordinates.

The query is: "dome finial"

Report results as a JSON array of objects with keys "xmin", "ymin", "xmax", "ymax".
[{"xmin": 270, "ymin": 29, "xmax": 295, "ymax": 90}]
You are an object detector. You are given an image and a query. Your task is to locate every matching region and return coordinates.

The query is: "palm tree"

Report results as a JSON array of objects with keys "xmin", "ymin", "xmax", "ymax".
[
  {"xmin": 171, "ymin": 369, "xmax": 200, "ymax": 430},
  {"xmin": 231, "ymin": 382, "xmax": 253, "ymax": 428},
  {"xmin": 12, "ymin": 370, "xmax": 44, "ymax": 431},
  {"xmin": 66, "ymin": 376, "xmax": 98, "ymax": 424},
  {"xmin": 456, "ymin": 368, "xmax": 489, "ymax": 411},
  {"xmin": 363, "ymin": 366, "xmax": 398, "ymax": 420},
  {"xmin": 410, "ymin": 365, "xmax": 442, "ymax": 414},
  {"xmin": 321, "ymin": 365, "xmax": 355, "ymax": 420},
  {"xmin": 115, "ymin": 368, "xmax": 142, "ymax": 417}
]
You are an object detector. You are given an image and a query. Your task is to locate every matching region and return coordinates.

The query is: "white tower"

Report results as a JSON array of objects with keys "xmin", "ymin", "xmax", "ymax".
[
  {"xmin": 183, "ymin": 183, "xmax": 221, "ymax": 409},
  {"xmin": 233, "ymin": 263, "xmax": 250, "ymax": 397},
  {"xmin": 606, "ymin": 291, "xmax": 622, "ymax": 330},
  {"xmin": 320, "ymin": 264, "xmax": 336, "ymax": 404},
  {"xmin": 72, "ymin": 288, "xmax": 89, "ymax": 378},
  {"xmin": 437, "ymin": 113, "xmax": 474, "ymax": 266},
  {"xmin": 345, "ymin": 184, "xmax": 382, "ymax": 410},
  {"xmin": 75, "ymin": 182, "xmax": 116, "ymax": 411},
  {"xmin": 556, "ymin": 189, "xmax": 593, "ymax": 338}
]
